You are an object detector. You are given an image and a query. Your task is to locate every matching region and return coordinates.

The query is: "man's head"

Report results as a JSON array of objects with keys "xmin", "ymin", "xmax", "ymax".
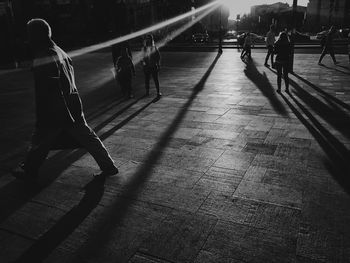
[{"xmin": 27, "ymin": 18, "xmax": 52, "ymax": 49}]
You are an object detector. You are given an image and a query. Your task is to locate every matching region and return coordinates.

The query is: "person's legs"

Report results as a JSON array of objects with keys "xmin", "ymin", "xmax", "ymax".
[
  {"xmin": 269, "ymin": 46, "xmax": 274, "ymax": 65},
  {"xmin": 328, "ymin": 46, "xmax": 337, "ymax": 64},
  {"xmin": 240, "ymin": 47, "xmax": 245, "ymax": 58},
  {"xmin": 318, "ymin": 47, "xmax": 328, "ymax": 64},
  {"xmin": 144, "ymin": 68, "xmax": 151, "ymax": 96},
  {"xmin": 283, "ymin": 64, "xmax": 289, "ymax": 91},
  {"xmin": 151, "ymin": 68, "xmax": 160, "ymax": 96},
  {"xmin": 247, "ymin": 46, "xmax": 251, "ymax": 59},
  {"xmin": 14, "ymin": 128, "xmax": 61, "ymax": 180},
  {"xmin": 125, "ymin": 77, "xmax": 133, "ymax": 98},
  {"xmin": 264, "ymin": 46, "xmax": 272, "ymax": 65},
  {"xmin": 67, "ymin": 122, "xmax": 117, "ymax": 174},
  {"xmin": 276, "ymin": 63, "xmax": 282, "ymax": 92}
]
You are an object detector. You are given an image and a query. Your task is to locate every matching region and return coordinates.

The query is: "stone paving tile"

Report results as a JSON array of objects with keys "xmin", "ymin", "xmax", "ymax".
[
  {"xmin": 189, "ymin": 136, "xmax": 246, "ymax": 151},
  {"xmin": 179, "ymin": 145, "xmax": 225, "ymax": 160},
  {"xmin": 194, "ymin": 250, "xmax": 245, "ymax": 263},
  {"xmin": 0, "ymin": 201, "xmax": 66, "ymax": 240},
  {"xmin": 234, "ymin": 179, "xmax": 302, "ymax": 209},
  {"xmin": 55, "ymin": 165, "xmax": 101, "ymax": 187},
  {"xmin": 251, "ymin": 154, "xmax": 308, "ymax": 172},
  {"xmin": 243, "ymin": 142, "xmax": 277, "ymax": 155},
  {"xmin": 197, "ymin": 129, "xmax": 240, "ymax": 141},
  {"xmin": 199, "ymin": 192, "xmax": 300, "ymax": 237},
  {"xmin": 0, "ymin": 230, "xmax": 34, "ymax": 263},
  {"xmin": 32, "ymin": 182, "xmax": 84, "ymax": 212},
  {"xmin": 200, "ymin": 220, "xmax": 296, "ymax": 263},
  {"xmin": 129, "ymin": 253, "xmax": 173, "ymax": 263},
  {"xmin": 139, "ymin": 211, "xmax": 217, "ymax": 263},
  {"xmin": 55, "ymin": 202, "xmax": 171, "ymax": 263},
  {"xmin": 195, "ymin": 166, "xmax": 244, "ymax": 195},
  {"xmin": 214, "ymin": 150, "xmax": 255, "ymax": 171}
]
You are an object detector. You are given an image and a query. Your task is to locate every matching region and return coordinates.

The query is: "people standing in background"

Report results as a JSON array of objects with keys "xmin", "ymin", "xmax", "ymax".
[
  {"xmin": 141, "ymin": 34, "xmax": 161, "ymax": 98},
  {"xmin": 274, "ymin": 32, "xmax": 291, "ymax": 93},
  {"xmin": 116, "ymin": 47, "xmax": 135, "ymax": 99},
  {"xmin": 264, "ymin": 24, "xmax": 276, "ymax": 67}
]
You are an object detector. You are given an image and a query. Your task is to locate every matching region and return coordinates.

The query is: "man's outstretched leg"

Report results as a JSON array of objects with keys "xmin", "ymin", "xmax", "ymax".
[{"xmin": 68, "ymin": 123, "xmax": 118, "ymax": 176}]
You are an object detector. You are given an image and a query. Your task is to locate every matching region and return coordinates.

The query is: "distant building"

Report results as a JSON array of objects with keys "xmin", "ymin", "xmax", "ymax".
[
  {"xmin": 251, "ymin": 2, "xmax": 290, "ymax": 17},
  {"xmin": 305, "ymin": 0, "xmax": 350, "ymax": 32},
  {"xmin": 201, "ymin": 4, "xmax": 229, "ymax": 36}
]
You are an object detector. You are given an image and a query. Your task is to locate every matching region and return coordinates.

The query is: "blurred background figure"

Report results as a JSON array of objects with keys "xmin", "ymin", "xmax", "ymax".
[
  {"xmin": 264, "ymin": 24, "xmax": 276, "ymax": 67},
  {"xmin": 274, "ymin": 31, "xmax": 291, "ymax": 93},
  {"xmin": 141, "ymin": 34, "xmax": 161, "ymax": 98},
  {"xmin": 116, "ymin": 47, "xmax": 135, "ymax": 99}
]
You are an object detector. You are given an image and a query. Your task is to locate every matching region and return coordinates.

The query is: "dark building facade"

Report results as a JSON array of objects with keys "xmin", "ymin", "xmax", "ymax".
[
  {"xmin": 305, "ymin": 0, "xmax": 350, "ymax": 32},
  {"xmin": 0, "ymin": 0, "xmax": 214, "ymax": 68}
]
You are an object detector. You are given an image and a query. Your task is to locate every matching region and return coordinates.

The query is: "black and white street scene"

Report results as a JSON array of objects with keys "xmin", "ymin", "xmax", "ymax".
[{"xmin": 1, "ymin": 0, "xmax": 350, "ymax": 262}]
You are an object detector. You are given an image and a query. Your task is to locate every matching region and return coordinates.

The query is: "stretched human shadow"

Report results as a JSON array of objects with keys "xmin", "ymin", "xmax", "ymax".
[
  {"xmin": 0, "ymin": 96, "xmax": 156, "ymax": 225},
  {"xmin": 14, "ymin": 174, "xmax": 108, "ymax": 263},
  {"xmin": 63, "ymin": 54, "xmax": 221, "ymax": 261},
  {"xmin": 11, "ymin": 54, "xmax": 221, "ymax": 262},
  {"xmin": 289, "ymin": 79, "xmax": 350, "ymax": 140},
  {"xmin": 291, "ymin": 73, "xmax": 350, "ymax": 112},
  {"xmin": 280, "ymin": 91, "xmax": 350, "ymax": 194},
  {"xmin": 243, "ymin": 59, "xmax": 288, "ymax": 116}
]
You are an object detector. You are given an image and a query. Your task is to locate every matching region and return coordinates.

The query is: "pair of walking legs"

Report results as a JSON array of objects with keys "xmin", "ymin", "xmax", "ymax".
[
  {"xmin": 241, "ymin": 46, "xmax": 251, "ymax": 59},
  {"xmin": 119, "ymin": 76, "xmax": 134, "ymax": 98},
  {"xmin": 265, "ymin": 45, "xmax": 274, "ymax": 66},
  {"xmin": 22, "ymin": 122, "xmax": 117, "ymax": 178},
  {"xmin": 276, "ymin": 62, "xmax": 289, "ymax": 92},
  {"xmin": 144, "ymin": 67, "xmax": 161, "ymax": 96},
  {"xmin": 318, "ymin": 46, "xmax": 337, "ymax": 64}
]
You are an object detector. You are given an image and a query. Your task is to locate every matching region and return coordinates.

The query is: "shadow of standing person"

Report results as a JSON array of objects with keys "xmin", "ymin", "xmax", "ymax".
[{"xmin": 243, "ymin": 59, "xmax": 288, "ymax": 116}]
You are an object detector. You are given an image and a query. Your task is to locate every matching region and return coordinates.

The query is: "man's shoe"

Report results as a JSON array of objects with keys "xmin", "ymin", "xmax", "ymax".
[
  {"xmin": 157, "ymin": 92, "xmax": 162, "ymax": 98},
  {"xmin": 11, "ymin": 166, "xmax": 37, "ymax": 183},
  {"xmin": 264, "ymin": 63, "xmax": 269, "ymax": 67}
]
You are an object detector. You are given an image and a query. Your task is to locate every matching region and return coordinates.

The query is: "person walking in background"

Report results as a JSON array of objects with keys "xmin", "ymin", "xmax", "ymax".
[
  {"xmin": 318, "ymin": 26, "xmax": 339, "ymax": 65},
  {"xmin": 264, "ymin": 24, "xmax": 276, "ymax": 67},
  {"xmin": 12, "ymin": 18, "xmax": 119, "ymax": 182},
  {"xmin": 241, "ymin": 32, "xmax": 252, "ymax": 60},
  {"xmin": 116, "ymin": 47, "xmax": 135, "ymax": 99},
  {"xmin": 274, "ymin": 31, "xmax": 291, "ymax": 93},
  {"xmin": 141, "ymin": 34, "xmax": 161, "ymax": 97}
]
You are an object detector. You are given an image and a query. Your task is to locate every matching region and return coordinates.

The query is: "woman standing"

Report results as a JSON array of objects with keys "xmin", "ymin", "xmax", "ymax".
[
  {"xmin": 116, "ymin": 47, "xmax": 135, "ymax": 99},
  {"xmin": 274, "ymin": 32, "xmax": 291, "ymax": 93},
  {"xmin": 141, "ymin": 34, "xmax": 161, "ymax": 97}
]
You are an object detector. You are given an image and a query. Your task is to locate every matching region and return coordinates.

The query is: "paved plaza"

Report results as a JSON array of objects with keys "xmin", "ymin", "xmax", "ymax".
[{"xmin": 0, "ymin": 49, "xmax": 350, "ymax": 262}]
